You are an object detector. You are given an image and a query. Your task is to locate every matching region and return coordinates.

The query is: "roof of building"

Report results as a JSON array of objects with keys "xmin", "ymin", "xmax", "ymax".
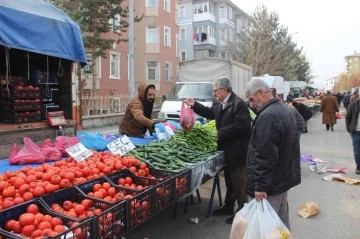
[{"xmin": 345, "ymin": 52, "xmax": 360, "ymax": 59}]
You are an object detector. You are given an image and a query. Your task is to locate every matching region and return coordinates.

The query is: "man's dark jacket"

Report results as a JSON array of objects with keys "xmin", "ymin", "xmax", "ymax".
[
  {"xmin": 192, "ymin": 93, "xmax": 251, "ymax": 167},
  {"xmin": 246, "ymin": 98, "xmax": 301, "ymax": 197},
  {"xmin": 294, "ymin": 102, "xmax": 313, "ymax": 121},
  {"xmin": 346, "ymin": 99, "xmax": 360, "ymax": 133}
]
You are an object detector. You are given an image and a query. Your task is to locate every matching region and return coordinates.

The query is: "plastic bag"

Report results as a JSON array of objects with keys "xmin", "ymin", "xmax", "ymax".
[
  {"xmin": 9, "ymin": 137, "xmax": 45, "ymax": 165},
  {"xmin": 230, "ymin": 199, "xmax": 292, "ymax": 239},
  {"xmin": 77, "ymin": 132, "xmax": 110, "ymax": 151},
  {"xmin": 336, "ymin": 112, "xmax": 342, "ymax": 119},
  {"xmin": 180, "ymin": 102, "xmax": 195, "ymax": 131},
  {"xmin": 40, "ymin": 139, "xmax": 62, "ymax": 162},
  {"xmin": 55, "ymin": 136, "xmax": 80, "ymax": 156}
]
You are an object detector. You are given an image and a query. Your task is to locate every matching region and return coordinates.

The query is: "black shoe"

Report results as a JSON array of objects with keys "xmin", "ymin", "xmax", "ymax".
[
  {"xmin": 226, "ymin": 216, "xmax": 235, "ymax": 224},
  {"xmin": 213, "ymin": 206, "xmax": 235, "ymax": 216},
  {"xmin": 326, "ymin": 127, "xmax": 329, "ymax": 131},
  {"xmin": 331, "ymin": 125, "xmax": 334, "ymax": 131},
  {"xmin": 356, "ymin": 168, "xmax": 360, "ymax": 174}
]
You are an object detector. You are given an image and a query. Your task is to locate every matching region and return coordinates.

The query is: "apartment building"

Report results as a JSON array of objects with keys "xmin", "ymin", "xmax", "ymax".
[
  {"xmin": 345, "ymin": 51, "xmax": 360, "ymax": 75},
  {"xmin": 81, "ymin": 18, "xmax": 130, "ymax": 96},
  {"xmin": 133, "ymin": 0, "xmax": 180, "ymax": 95},
  {"xmin": 325, "ymin": 76, "xmax": 339, "ymax": 92},
  {"xmin": 177, "ymin": 0, "xmax": 249, "ymax": 61}
]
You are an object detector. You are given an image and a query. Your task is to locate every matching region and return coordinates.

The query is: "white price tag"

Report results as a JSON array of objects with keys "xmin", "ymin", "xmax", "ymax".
[
  {"xmin": 107, "ymin": 135, "xmax": 135, "ymax": 156},
  {"xmin": 65, "ymin": 143, "xmax": 93, "ymax": 162}
]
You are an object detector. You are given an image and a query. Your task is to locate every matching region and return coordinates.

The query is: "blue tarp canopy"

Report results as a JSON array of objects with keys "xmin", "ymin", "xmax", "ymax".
[{"xmin": 0, "ymin": 0, "xmax": 87, "ymax": 65}]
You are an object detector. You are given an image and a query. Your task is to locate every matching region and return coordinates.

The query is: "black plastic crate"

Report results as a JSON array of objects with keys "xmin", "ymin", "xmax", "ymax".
[
  {"xmin": 174, "ymin": 169, "xmax": 191, "ymax": 201},
  {"xmin": 126, "ymin": 189, "xmax": 154, "ymax": 232},
  {"xmin": 105, "ymin": 169, "xmax": 157, "ymax": 191},
  {"xmin": 0, "ymin": 199, "xmax": 92, "ymax": 239},
  {"xmin": 41, "ymin": 186, "xmax": 126, "ymax": 239}
]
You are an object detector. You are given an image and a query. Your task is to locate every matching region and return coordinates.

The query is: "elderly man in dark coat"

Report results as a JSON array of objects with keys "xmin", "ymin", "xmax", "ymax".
[{"xmin": 184, "ymin": 76, "xmax": 251, "ymax": 224}]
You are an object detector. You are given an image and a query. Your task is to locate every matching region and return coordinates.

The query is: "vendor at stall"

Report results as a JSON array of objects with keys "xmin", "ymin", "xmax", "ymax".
[{"xmin": 119, "ymin": 83, "xmax": 164, "ymax": 138}]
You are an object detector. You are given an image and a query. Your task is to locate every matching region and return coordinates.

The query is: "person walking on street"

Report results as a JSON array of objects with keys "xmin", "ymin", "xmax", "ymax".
[
  {"xmin": 344, "ymin": 92, "xmax": 351, "ymax": 110},
  {"xmin": 183, "ymin": 77, "xmax": 251, "ymax": 224},
  {"xmin": 292, "ymin": 101, "xmax": 313, "ymax": 133},
  {"xmin": 321, "ymin": 91, "xmax": 339, "ymax": 131},
  {"xmin": 336, "ymin": 92, "xmax": 343, "ymax": 107},
  {"xmin": 244, "ymin": 78, "xmax": 301, "ymax": 231},
  {"xmin": 345, "ymin": 98, "xmax": 360, "ymax": 174},
  {"xmin": 350, "ymin": 90, "xmax": 359, "ymax": 103}
]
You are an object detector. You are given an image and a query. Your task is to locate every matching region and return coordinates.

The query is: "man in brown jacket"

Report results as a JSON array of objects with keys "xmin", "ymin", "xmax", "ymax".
[
  {"xmin": 120, "ymin": 83, "xmax": 165, "ymax": 137},
  {"xmin": 320, "ymin": 91, "xmax": 339, "ymax": 131}
]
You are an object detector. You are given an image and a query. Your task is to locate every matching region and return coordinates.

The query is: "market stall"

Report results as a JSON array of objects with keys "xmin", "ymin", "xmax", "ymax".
[
  {"xmin": 0, "ymin": 120, "xmax": 224, "ymax": 239},
  {"xmin": 0, "ymin": 0, "xmax": 87, "ymax": 125}
]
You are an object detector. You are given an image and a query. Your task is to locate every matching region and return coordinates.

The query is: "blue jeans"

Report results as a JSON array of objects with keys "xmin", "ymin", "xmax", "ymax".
[{"xmin": 350, "ymin": 132, "xmax": 360, "ymax": 167}]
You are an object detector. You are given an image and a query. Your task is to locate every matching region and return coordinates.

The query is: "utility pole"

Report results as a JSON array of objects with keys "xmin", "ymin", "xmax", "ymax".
[{"xmin": 128, "ymin": 0, "xmax": 135, "ymax": 100}]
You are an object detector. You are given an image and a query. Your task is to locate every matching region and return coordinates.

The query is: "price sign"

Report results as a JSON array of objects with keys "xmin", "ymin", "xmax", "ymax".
[
  {"xmin": 65, "ymin": 143, "xmax": 93, "ymax": 162},
  {"xmin": 107, "ymin": 135, "xmax": 135, "ymax": 156}
]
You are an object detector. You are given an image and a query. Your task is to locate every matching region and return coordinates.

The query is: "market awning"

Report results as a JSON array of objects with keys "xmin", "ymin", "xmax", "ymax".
[{"xmin": 0, "ymin": 0, "xmax": 87, "ymax": 65}]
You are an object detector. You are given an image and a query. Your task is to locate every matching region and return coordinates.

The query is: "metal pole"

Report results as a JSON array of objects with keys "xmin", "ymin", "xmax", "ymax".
[{"xmin": 128, "ymin": 0, "xmax": 135, "ymax": 100}]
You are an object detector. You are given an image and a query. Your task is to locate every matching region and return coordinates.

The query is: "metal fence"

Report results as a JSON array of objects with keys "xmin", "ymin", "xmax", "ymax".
[{"xmin": 81, "ymin": 94, "xmax": 164, "ymax": 117}]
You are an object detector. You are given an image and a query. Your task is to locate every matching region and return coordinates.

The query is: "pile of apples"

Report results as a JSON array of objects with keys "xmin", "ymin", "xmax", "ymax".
[{"xmin": 2, "ymin": 203, "xmax": 86, "ymax": 239}]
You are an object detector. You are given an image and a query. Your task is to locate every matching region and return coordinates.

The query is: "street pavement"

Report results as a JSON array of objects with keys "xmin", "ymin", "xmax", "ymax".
[{"xmin": 88, "ymin": 109, "xmax": 360, "ymax": 239}]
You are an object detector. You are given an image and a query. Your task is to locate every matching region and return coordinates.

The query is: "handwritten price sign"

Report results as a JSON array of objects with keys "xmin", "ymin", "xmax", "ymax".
[
  {"xmin": 107, "ymin": 135, "xmax": 135, "ymax": 156},
  {"xmin": 65, "ymin": 143, "xmax": 93, "ymax": 162}
]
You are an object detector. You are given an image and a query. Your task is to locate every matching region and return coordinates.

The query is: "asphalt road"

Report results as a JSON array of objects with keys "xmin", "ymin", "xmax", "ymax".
[{"xmin": 124, "ymin": 109, "xmax": 360, "ymax": 239}]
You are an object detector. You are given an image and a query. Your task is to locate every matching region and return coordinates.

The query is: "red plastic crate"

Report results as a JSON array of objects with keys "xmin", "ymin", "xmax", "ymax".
[
  {"xmin": 40, "ymin": 186, "xmax": 126, "ymax": 239},
  {"xmin": 0, "ymin": 199, "xmax": 92, "ymax": 239}
]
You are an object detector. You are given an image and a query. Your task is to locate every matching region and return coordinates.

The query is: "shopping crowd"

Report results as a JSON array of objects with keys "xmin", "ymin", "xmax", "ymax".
[{"xmin": 118, "ymin": 77, "xmax": 360, "ymax": 233}]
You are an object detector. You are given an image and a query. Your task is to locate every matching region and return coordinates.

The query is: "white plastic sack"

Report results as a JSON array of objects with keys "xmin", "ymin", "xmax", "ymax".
[{"xmin": 230, "ymin": 199, "xmax": 292, "ymax": 239}]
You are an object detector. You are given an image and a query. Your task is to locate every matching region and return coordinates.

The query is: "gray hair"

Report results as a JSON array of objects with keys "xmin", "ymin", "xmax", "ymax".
[
  {"xmin": 212, "ymin": 76, "xmax": 232, "ymax": 92},
  {"xmin": 245, "ymin": 78, "xmax": 271, "ymax": 95}
]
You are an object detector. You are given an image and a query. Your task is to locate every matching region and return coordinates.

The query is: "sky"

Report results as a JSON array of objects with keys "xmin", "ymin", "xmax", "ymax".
[{"xmin": 233, "ymin": 0, "xmax": 360, "ymax": 89}]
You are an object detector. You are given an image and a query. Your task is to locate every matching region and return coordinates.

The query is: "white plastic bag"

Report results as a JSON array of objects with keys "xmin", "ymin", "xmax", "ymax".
[{"xmin": 229, "ymin": 199, "xmax": 292, "ymax": 239}]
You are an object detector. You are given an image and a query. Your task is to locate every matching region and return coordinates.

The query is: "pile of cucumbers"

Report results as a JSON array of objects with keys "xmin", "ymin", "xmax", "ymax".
[{"xmin": 129, "ymin": 141, "xmax": 213, "ymax": 171}]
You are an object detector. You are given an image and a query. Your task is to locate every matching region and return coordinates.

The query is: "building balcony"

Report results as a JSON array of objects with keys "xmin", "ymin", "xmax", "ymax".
[
  {"xmin": 193, "ymin": 13, "xmax": 215, "ymax": 23},
  {"xmin": 193, "ymin": 36, "xmax": 216, "ymax": 46}
]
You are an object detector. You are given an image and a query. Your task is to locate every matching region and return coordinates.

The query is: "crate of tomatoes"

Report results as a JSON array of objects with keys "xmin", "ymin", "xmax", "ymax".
[
  {"xmin": 0, "ymin": 199, "xmax": 92, "ymax": 239},
  {"xmin": 40, "ymin": 186, "xmax": 126, "ymax": 239},
  {"xmin": 75, "ymin": 175, "xmax": 153, "ymax": 232},
  {"xmin": 126, "ymin": 163, "xmax": 175, "ymax": 213}
]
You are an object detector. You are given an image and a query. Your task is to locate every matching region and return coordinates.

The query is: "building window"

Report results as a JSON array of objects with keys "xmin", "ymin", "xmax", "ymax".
[
  {"xmin": 209, "ymin": 3, "xmax": 214, "ymax": 14},
  {"xmin": 109, "ymin": 14, "xmax": 120, "ymax": 32},
  {"xmin": 220, "ymin": 52, "xmax": 226, "ymax": 59},
  {"xmin": 219, "ymin": 7, "xmax": 226, "ymax": 18},
  {"xmin": 146, "ymin": 26, "xmax": 158, "ymax": 44},
  {"xmin": 236, "ymin": 18, "xmax": 243, "ymax": 33},
  {"xmin": 355, "ymin": 64, "xmax": 359, "ymax": 69},
  {"xmin": 180, "ymin": 51, "xmax": 186, "ymax": 61},
  {"xmin": 164, "ymin": 0, "xmax": 170, "ymax": 12},
  {"xmin": 147, "ymin": 62, "xmax": 160, "ymax": 81},
  {"xmin": 228, "ymin": 7, "xmax": 233, "ymax": 20},
  {"xmin": 165, "ymin": 62, "xmax": 172, "ymax": 81},
  {"xmin": 210, "ymin": 27, "xmax": 215, "ymax": 37},
  {"xmin": 164, "ymin": 27, "xmax": 171, "ymax": 47},
  {"xmin": 180, "ymin": 28, "xmax": 186, "ymax": 40},
  {"xmin": 110, "ymin": 52, "xmax": 120, "ymax": 79},
  {"xmin": 229, "ymin": 29, "xmax": 233, "ymax": 42},
  {"xmin": 220, "ymin": 29, "xmax": 227, "ymax": 41},
  {"xmin": 146, "ymin": 0, "xmax": 158, "ymax": 7},
  {"xmin": 179, "ymin": 5, "xmax": 186, "ymax": 18},
  {"xmin": 355, "ymin": 57, "xmax": 359, "ymax": 62},
  {"xmin": 194, "ymin": 3, "xmax": 209, "ymax": 14},
  {"xmin": 82, "ymin": 53, "xmax": 101, "ymax": 78}
]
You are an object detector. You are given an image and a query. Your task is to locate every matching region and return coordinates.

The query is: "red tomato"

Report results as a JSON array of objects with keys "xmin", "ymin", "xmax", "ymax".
[
  {"xmin": 31, "ymin": 229, "xmax": 42, "ymax": 238},
  {"xmin": 63, "ymin": 200, "xmax": 73, "ymax": 211},
  {"xmin": 22, "ymin": 192, "xmax": 34, "ymax": 201},
  {"xmin": 19, "ymin": 213, "xmax": 35, "ymax": 226},
  {"xmin": 14, "ymin": 197, "xmax": 25, "ymax": 205},
  {"xmin": 25, "ymin": 175, "xmax": 37, "ymax": 184},
  {"xmin": 33, "ymin": 187, "xmax": 45, "ymax": 197},
  {"xmin": 139, "ymin": 162, "xmax": 147, "ymax": 170},
  {"xmin": 0, "ymin": 181, "xmax": 9, "ymax": 191},
  {"xmin": 26, "ymin": 204, "xmax": 39, "ymax": 214},
  {"xmin": 19, "ymin": 184, "xmax": 31, "ymax": 194},
  {"xmin": 81, "ymin": 199, "xmax": 92, "ymax": 211},
  {"xmin": 2, "ymin": 186, "xmax": 16, "ymax": 198},
  {"xmin": 93, "ymin": 191, "xmax": 104, "ymax": 199},
  {"xmin": 65, "ymin": 172, "xmax": 75, "ymax": 182},
  {"xmin": 102, "ymin": 182, "xmax": 111, "ymax": 190},
  {"xmin": 41, "ymin": 228, "xmax": 53, "ymax": 236},
  {"xmin": 42, "ymin": 215, "xmax": 52, "ymax": 222},
  {"xmin": 12, "ymin": 221, "xmax": 22, "ymax": 234},
  {"xmin": 50, "ymin": 175, "xmax": 62, "ymax": 185},
  {"xmin": 51, "ymin": 217, "xmax": 63, "ymax": 227},
  {"xmin": 22, "ymin": 224, "xmax": 36, "ymax": 237},
  {"xmin": 13, "ymin": 178, "xmax": 26, "ymax": 189},
  {"xmin": 44, "ymin": 183, "xmax": 55, "ymax": 194},
  {"xmin": 54, "ymin": 224, "xmax": 65, "ymax": 233},
  {"xmin": 92, "ymin": 183, "xmax": 102, "ymax": 192},
  {"xmin": 35, "ymin": 213, "xmax": 44, "ymax": 222},
  {"xmin": 59, "ymin": 179, "xmax": 71, "ymax": 188},
  {"xmin": 125, "ymin": 177, "xmax": 133, "ymax": 185},
  {"xmin": 38, "ymin": 221, "xmax": 52, "ymax": 230},
  {"xmin": 4, "ymin": 219, "xmax": 16, "ymax": 231},
  {"xmin": 75, "ymin": 205, "xmax": 85, "ymax": 216}
]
